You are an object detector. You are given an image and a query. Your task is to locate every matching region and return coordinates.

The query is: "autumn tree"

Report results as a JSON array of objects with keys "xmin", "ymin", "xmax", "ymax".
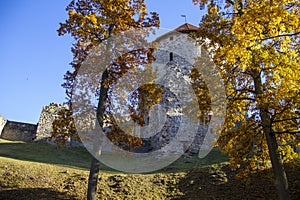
[
  {"xmin": 57, "ymin": 0, "xmax": 159, "ymax": 199},
  {"xmin": 192, "ymin": 0, "xmax": 299, "ymax": 199},
  {"xmin": 51, "ymin": 105, "xmax": 77, "ymax": 146}
]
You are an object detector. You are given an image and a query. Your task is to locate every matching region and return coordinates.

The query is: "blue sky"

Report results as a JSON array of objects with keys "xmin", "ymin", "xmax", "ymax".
[{"xmin": 0, "ymin": 0, "xmax": 204, "ymax": 124}]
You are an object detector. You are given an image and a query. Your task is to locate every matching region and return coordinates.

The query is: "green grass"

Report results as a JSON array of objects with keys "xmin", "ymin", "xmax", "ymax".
[
  {"xmin": 0, "ymin": 139, "xmax": 91, "ymax": 170},
  {"xmin": 0, "ymin": 139, "xmax": 299, "ymax": 200},
  {"xmin": 0, "ymin": 138, "xmax": 228, "ymax": 173}
]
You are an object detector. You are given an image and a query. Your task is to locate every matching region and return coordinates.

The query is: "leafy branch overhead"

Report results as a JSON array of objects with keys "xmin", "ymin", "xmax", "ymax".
[{"xmin": 58, "ymin": 0, "xmax": 159, "ymax": 101}]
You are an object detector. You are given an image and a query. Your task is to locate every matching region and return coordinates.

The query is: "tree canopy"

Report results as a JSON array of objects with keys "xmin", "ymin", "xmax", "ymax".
[{"xmin": 193, "ymin": 0, "xmax": 299, "ymax": 199}]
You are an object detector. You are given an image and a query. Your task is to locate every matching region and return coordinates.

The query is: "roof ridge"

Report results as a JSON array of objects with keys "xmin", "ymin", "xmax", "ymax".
[{"xmin": 174, "ymin": 23, "xmax": 198, "ymax": 32}]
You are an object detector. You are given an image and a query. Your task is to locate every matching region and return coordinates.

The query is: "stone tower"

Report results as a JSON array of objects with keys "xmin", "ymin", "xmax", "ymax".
[{"xmin": 131, "ymin": 23, "xmax": 212, "ymax": 154}]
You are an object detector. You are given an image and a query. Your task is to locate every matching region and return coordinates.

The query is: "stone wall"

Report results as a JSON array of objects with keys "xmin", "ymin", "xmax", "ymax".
[
  {"xmin": 99, "ymin": 31, "xmax": 210, "ymax": 154},
  {"xmin": 0, "ymin": 120, "xmax": 37, "ymax": 142},
  {"xmin": 35, "ymin": 102, "xmax": 68, "ymax": 142},
  {"xmin": 0, "ymin": 115, "xmax": 7, "ymax": 137},
  {"xmin": 149, "ymin": 31, "xmax": 208, "ymax": 154}
]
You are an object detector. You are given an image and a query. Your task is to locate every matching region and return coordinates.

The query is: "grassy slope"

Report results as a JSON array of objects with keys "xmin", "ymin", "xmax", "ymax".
[{"xmin": 0, "ymin": 139, "xmax": 299, "ymax": 200}]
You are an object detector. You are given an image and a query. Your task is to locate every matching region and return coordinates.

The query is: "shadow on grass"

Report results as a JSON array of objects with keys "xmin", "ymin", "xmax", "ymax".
[
  {"xmin": 156, "ymin": 148, "xmax": 229, "ymax": 174},
  {"xmin": 0, "ymin": 141, "xmax": 92, "ymax": 170},
  {"xmin": 0, "ymin": 187, "xmax": 78, "ymax": 200},
  {"xmin": 171, "ymin": 164, "xmax": 300, "ymax": 200}
]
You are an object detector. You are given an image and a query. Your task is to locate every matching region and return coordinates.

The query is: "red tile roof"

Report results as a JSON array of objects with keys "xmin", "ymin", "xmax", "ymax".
[
  {"xmin": 154, "ymin": 23, "xmax": 199, "ymax": 42},
  {"xmin": 175, "ymin": 23, "xmax": 198, "ymax": 32}
]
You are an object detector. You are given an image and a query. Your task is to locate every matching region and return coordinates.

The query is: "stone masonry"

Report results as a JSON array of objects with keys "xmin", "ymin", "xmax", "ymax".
[
  {"xmin": 35, "ymin": 102, "xmax": 69, "ymax": 142},
  {"xmin": 1, "ymin": 120, "xmax": 37, "ymax": 142}
]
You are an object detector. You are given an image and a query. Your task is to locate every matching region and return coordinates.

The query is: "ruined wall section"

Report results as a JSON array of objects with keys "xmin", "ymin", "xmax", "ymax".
[
  {"xmin": 35, "ymin": 102, "xmax": 68, "ymax": 142},
  {"xmin": 0, "ymin": 120, "xmax": 37, "ymax": 142}
]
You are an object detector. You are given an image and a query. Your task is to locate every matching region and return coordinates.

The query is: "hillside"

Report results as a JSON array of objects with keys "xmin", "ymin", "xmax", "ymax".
[{"xmin": 0, "ymin": 139, "xmax": 299, "ymax": 199}]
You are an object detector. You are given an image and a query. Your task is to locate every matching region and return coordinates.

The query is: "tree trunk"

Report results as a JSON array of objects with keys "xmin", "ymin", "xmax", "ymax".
[
  {"xmin": 87, "ymin": 69, "xmax": 109, "ymax": 200},
  {"xmin": 87, "ymin": 156, "xmax": 101, "ymax": 200},
  {"xmin": 86, "ymin": 24, "xmax": 114, "ymax": 200},
  {"xmin": 253, "ymin": 71, "xmax": 290, "ymax": 200},
  {"xmin": 263, "ymin": 124, "xmax": 290, "ymax": 200}
]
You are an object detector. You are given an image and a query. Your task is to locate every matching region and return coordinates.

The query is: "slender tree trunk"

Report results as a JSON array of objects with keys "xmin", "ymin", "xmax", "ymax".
[
  {"xmin": 87, "ymin": 157, "xmax": 101, "ymax": 200},
  {"xmin": 87, "ymin": 69, "xmax": 109, "ymax": 200},
  {"xmin": 87, "ymin": 24, "xmax": 114, "ymax": 200},
  {"xmin": 253, "ymin": 70, "xmax": 290, "ymax": 200},
  {"xmin": 263, "ymin": 123, "xmax": 290, "ymax": 200}
]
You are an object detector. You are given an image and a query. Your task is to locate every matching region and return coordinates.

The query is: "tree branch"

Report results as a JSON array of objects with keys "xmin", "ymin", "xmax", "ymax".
[
  {"xmin": 272, "ymin": 117, "xmax": 300, "ymax": 123},
  {"xmin": 261, "ymin": 32, "xmax": 300, "ymax": 41},
  {"xmin": 226, "ymin": 0, "xmax": 235, "ymax": 5},
  {"xmin": 272, "ymin": 130, "xmax": 300, "ymax": 134},
  {"xmin": 228, "ymin": 97, "xmax": 255, "ymax": 101}
]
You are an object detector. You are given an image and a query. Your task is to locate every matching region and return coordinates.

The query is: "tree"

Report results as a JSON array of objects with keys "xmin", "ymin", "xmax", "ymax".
[
  {"xmin": 192, "ymin": 0, "xmax": 300, "ymax": 199},
  {"xmin": 57, "ymin": 0, "xmax": 159, "ymax": 199},
  {"xmin": 51, "ymin": 105, "xmax": 77, "ymax": 146}
]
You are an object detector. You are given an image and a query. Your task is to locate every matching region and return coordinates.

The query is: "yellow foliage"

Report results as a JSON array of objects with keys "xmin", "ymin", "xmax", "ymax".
[
  {"xmin": 194, "ymin": 0, "xmax": 300, "ymax": 179},
  {"xmin": 57, "ymin": 0, "xmax": 160, "ymax": 151},
  {"xmin": 51, "ymin": 107, "xmax": 77, "ymax": 147}
]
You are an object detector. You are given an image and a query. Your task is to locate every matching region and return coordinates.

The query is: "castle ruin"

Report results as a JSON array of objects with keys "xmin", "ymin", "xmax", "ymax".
[{"xmin": 0, "ymin": 23, "xmax": 214, "ymax": 154}]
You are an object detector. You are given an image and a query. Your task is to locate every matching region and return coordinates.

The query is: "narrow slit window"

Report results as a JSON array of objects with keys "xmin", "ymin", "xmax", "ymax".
[{"xmin": 169, "ymin": 52, "xmax": 173, "ymax": 61}]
